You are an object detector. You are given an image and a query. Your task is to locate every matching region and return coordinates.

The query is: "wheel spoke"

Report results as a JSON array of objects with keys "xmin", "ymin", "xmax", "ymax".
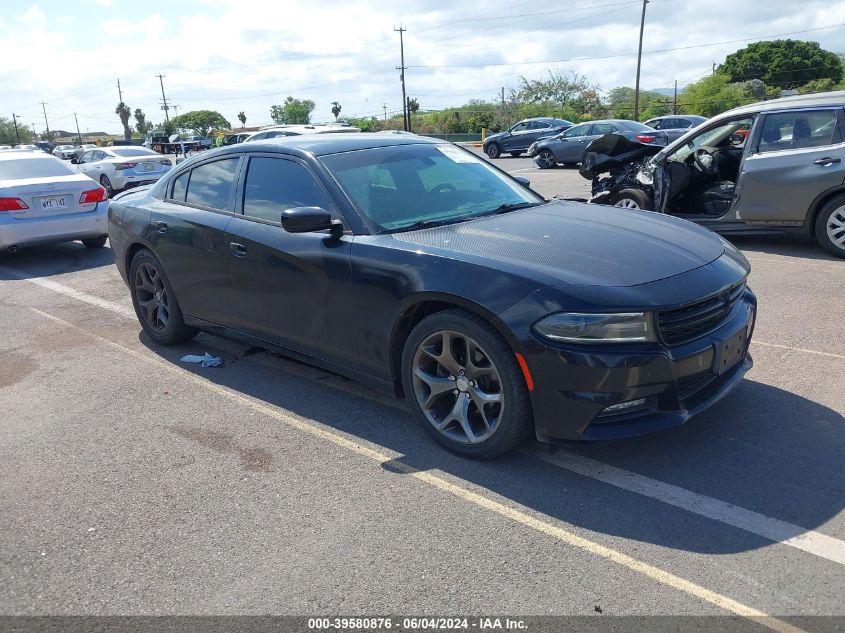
[
  {"xmin": 138, "ymin": 298, "xmax": 157, "ymax": 324},
  {"xmin": 414, "ymin": 367, "xmax": 456, "ymax": 409},
  {"xmin": 465, "ymin": 340, "xmax": 493, "ymax": 380},
  {"xmin": 446, "ymin": 396, "xmax": 478, "ymax": 443},
  {"xmin": 137, "ymin": 268, "xmax": 155, "ymax": 294}
]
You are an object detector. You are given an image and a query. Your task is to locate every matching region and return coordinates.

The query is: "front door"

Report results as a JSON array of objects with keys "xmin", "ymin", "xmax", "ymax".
[
  {"xmin": 555, "ymin": 123, "xmax": 594, "ymax": 162},
  {"xmin": 225, "ymin": 154, "xmax": 356, "ymax": 367},
  {"xmin": 736, "ymin": 108, "xmax": 845, "ymax": 223}
]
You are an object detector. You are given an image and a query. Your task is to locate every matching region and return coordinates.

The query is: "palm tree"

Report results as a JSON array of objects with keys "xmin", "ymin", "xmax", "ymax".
[
  {"xmin": 237, "ymin": 111, "xmax": 246, "ymax": 129},
  {"xmin": 115, "ymin": 102, "xmax": 132, "ymax": 140},
  {"xmin": 331, "ymin": 101, "xmax": 341, "ymax": 121}
]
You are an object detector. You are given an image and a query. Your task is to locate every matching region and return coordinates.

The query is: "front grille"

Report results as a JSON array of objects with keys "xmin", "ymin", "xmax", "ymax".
[
  {"xmin": 657, "ymin": 281, "xmax": 746, "ymax": 346},
  {"xmin": 676, "ymin": 372, "xmax": 717, "ymax": 401}
]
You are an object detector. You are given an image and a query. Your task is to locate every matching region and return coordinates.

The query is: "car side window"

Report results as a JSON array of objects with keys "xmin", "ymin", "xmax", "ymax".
[
  {"xmin": 591, "ymin": 123, "xmax": 613, "ymax": 135},
  {"xmin": 171, "ymin": 171, "xmax": 189, "ymax": 202},
  {"xmin": 184, "ymin": 158, "xmax": 239, "ymax": 210},
  {"xmin": 242, "ymin": 156, "xmax": 334, "ymax": 223},
  {"xmin": 510, "ymin": 122, "xmax": 528, "ymax": 133},
  {"xmin": 93, "ymin": 151, "xmax": 106, "ymax": 161},
  {"xmin": 78, "ymin": 151, "xmax": 92, "ymax": 164},
  {"xmin": 758, "ymin": 110, "xmax": 841, "ymax": 153},
  {"xmin": 645, "ymin": 120, "xmax": 661, "ymax": 129},
  {"xmin": 563, "ymin": 124, "xmax": 591, "ymax": 138}
]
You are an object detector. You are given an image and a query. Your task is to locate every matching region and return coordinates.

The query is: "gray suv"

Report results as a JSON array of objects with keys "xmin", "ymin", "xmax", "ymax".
[
  {"xmin": 483, "ymin": 117, "xmax": 572, "ymax": 158},
  {"xmin": 590, "ymin": 91, "xmax": 845, "ymax": 257}
]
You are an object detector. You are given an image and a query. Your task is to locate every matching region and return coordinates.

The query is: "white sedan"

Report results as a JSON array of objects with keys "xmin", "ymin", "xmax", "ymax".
[
  {"xmin": 0, "ymin": 152, "xmax": 109, "ymax": 253},
  {"xmin": 74, "ymin": 147, "xmax": 172, "ymax": 197},
  {"xmin": 52, "ymin": 144, "xmax": 76, "ymax": 160}
]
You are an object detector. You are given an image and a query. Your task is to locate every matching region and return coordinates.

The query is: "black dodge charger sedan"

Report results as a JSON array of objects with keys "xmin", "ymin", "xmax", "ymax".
[{"xmin": 108, "ymin": 134, "xmax": 756, "ymax": 457}]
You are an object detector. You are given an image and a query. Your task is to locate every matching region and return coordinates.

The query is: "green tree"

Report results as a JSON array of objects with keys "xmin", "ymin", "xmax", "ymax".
[
  {"xmin": 680, "ymin": 74, "xmax": 754, "ymax": 117},
  {"xmin": 798, "ymin": 78, "xmax": 837, "ymax": 94},
  {"xmin": 169, "ymin": 110, "xmax": 231, "ymax": 137},
  {"xmin": 115, "ymin": 102, "xmax": 132, "ymax": 140},
  {"xmin": 517, "ymin": 69, "xmax": 599, "ymax": 115},
  {"xmin": 0, "ymin": 117, "xmax": 33, "ymax": 145},
  {"xmin": 719, "ymin": 40, "xmax": 843, "ymax": 89},
  {"xmin": 270, "ymin": 97, "xmax": 316, "ymax": 125},
  {"xmin": 407, "ymin": 98, "xmax": 420, "ymax": 115},
  {"xmin": 330, "ymin": 101, "xmax": 341, "ymax": 121},
  {"xmin": 604, "ymin": 87, "xmax": 671, "ymax": 119},
  {"xmin": 133, "ymin": 108, "xmax": 151, "ymax": 134},
  {"xmin": 237, "ymin": 111, "xmax": 246, "ymax": 128}
]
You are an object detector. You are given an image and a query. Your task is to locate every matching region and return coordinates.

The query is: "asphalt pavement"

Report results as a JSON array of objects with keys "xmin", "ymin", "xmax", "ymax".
[{"xmin": 1, "ymin": 154, "xmax": 843, "ymax": 630}]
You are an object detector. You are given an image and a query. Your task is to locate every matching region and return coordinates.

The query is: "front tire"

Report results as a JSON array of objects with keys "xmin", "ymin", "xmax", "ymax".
[
  {"xmin": 536, "ymin": 149, "xmax": 557, "ymax": 169},
  {"xmin": 815, "ymin": 194, "xmax": 845, "ymax": 258},
  {"xmin": 129, "ymin": 248, "xmax": 196, "ymax": 345},
  {"xmin": 100, "ymin": 175, "xmax": 114, "ymax": 198},
  {"xmin": 485, "ymin": 143, "xmax": 501, "ymax": 159},
  {"xmin": 401, "ymin": 309, "xmax": 532, "ymax": 458},
  {"xmin": 611, "ymin": 188, "xmax": 653, "ymax": 210}
]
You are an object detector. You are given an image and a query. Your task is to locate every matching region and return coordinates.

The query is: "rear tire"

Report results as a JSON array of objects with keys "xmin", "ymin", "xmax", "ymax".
[
  {"xmin": 401, "ymin": 309, "xmax": 532, "ymax": 458},
  {"xmin": 814, "ymin": 194, "xmax": 845, "ymax": 258},
  {"xmin": 611, "ymin": 188, "xmax": 653, "ymax": 211},
  {"xmin": 485, "ymin": 143, "xmax": 501, "ymax": 159},
  {"xmin": 82, "ymin": 237, "xmax": 107, "ymax": 249},
  {"xmin": 129, "ymin": 248, "xmax": 197, "ymax": 345}
]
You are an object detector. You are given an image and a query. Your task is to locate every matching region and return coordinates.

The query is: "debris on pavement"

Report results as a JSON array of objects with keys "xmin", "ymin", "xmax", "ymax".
[{"xmin": 179, "ymin": 352, "xmax": 224, "ymax": 368}]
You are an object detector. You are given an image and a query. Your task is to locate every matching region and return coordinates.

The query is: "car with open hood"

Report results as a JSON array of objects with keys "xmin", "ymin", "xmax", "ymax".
[
  {"xmin": 482, "ymin": 117, "xmax": 573, "ymax": 159},
  {"xmin": 108, "ymin": 133, "xmax": 755, "ymax": 457},
  {"xmin": 583, "ymin": 91, "xmax": 845, "ymax": 257}
]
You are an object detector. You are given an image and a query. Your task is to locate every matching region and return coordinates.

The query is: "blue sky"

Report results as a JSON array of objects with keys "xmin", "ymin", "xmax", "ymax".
[{"xmin": 3, "ymin": 0, "xmax": 845, "ymax": 134}]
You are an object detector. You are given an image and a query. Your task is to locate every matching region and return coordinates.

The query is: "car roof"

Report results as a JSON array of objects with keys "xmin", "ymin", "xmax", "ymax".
[
  {"xmin": 646, "ymin": 114, "xmax": 707, "ymax": 121},
  {"xmin": 243, "ymin": 132, "xmax": 445, "ymax": 156},
  {"xmin": 0, "ymin": 150, "xmax": 62, "ymax": 161},
  {"xmin": 720, "ymin": 90, "xmax": 845, "ymax": 117}
]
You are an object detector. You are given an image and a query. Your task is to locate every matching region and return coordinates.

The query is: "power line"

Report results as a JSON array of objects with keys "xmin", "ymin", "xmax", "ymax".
[{"xmin": 406, "ymin": 22, "xmax": 845, "ymax": 68}]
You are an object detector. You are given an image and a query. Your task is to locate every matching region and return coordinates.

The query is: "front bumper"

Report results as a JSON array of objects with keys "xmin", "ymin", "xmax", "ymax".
[
  {"xmin": 523, "ymin": 290, "xmax": 757, "ymax": 442},
  {"xmin": 0, "ymin": 203, "xmax": 109, "ymax": 250}
]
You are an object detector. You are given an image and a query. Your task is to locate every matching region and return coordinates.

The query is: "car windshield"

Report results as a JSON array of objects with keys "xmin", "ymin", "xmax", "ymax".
[
  {"xmin": 0, "ymin": 157, "xmax": 76, "ymax": 179},
  {"xmin": 321, "ymin": 143, "xmax": 543, "ymax": 233},
  {"xmin": 110, "ymin": 148, "xmax": 157, "ymax": 157},
  {"xmin": 668, "ymin": 116, "xmax": 755, "ymax": 163}
]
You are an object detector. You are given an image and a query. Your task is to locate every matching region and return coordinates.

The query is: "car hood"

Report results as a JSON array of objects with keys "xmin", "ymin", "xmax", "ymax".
[
  {"xmin": 484, "ymin": 131, "xmax": 508, "ymax": 143},
  {"xmin": 390, "ymin": 200, "xmax": 725, "ymax": 287}
]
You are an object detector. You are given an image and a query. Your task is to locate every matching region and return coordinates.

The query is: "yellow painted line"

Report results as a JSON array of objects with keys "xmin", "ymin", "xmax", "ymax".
[
  {"xmin": 28, "ymin": 307, "xmax": 808, "ymax": 633},
  {"xmin": 753, "ymin": 340, "xmax": 845, "ymax": 360}
]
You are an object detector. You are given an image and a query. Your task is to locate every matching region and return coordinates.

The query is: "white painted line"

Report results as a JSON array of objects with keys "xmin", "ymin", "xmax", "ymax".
[
  {"xmin": 746, "ymin": 256, "xmax": 844, "ymax": 270},
  {"xmin": 25, "ymin": 306, "xmax": 811, "ymax": 633},
  {"xmin": 12, "ymin": 271, "xmax": 845, "ymax": 569},
  {"xmin": 753, "ymin": 340, "xmax": 845, "ymax": 360},
  {"xmin": 521, "ymin": 445, "xmax": 845, "ymax": 567},
  {"xmin": 0, "ymin": 266, "xmax": 136, "ymax": 319}
]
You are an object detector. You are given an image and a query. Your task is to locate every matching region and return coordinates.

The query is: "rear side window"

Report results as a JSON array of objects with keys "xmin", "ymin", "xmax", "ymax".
[
  {"xmin": 242, "ymin": 157, "xmax": 333, "ymax": 223},
  {"xmin": 171, "ymin": 171, "xmax": 189, "ymax": 202},
  {"xmin": 591, "ymin": 123, "xmax": 614, "ymax": 135},
  {"xmin": 184, "ymin": 158, "xmax": 239, "ymax": 210},
  {"xmin": 759, "ymin": 110, "xmax": 841, "ymax": 153},
  {"xmin": 563, "ymin": 124, "xmax": 591, "ymax": 137}
]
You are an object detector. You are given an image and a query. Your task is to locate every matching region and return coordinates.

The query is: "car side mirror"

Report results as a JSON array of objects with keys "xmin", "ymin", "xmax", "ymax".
[
  {"xmin": 513, "ymin": 175, "xmax": 531, "ymax": 188},
  {"xmin": 71, "ymin": 157, "xmax": 79, "ymax": 164},
  {"xmin": 282, "ymin": 206, "xmax": 342, "ymax": 236}
]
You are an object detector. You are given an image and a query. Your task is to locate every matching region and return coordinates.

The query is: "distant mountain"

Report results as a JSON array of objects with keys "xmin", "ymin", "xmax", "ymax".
[{"xmin": 648, "ymin": 87, "xmax": 679, "ymax": 97}]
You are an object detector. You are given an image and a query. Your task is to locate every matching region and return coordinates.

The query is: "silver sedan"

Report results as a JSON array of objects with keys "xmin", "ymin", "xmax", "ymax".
[
  {"xmin": 74, "ymin": 147, "xmax": 172, "ymax": 197},
  {"xmin": 0, "ymin": 152, "xmax": 109, "ymax": 253}
]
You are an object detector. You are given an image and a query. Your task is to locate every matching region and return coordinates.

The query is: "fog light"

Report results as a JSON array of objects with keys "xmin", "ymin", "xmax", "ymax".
[{"xmin": 602, "ymin": 398, "xmax": 647, "ymax": 414}]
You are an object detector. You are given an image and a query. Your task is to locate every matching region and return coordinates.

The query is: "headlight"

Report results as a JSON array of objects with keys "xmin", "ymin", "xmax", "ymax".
[{"xmin": 533, "ymin": 312, "xmax": 656, "ymax": 343}]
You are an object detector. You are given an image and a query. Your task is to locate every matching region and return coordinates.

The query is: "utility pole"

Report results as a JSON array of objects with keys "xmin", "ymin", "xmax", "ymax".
[
  {"xmin": 394, "ymin": 25, "xmax": 408, "ymax": 131},
  {"xmin": 501, "ymin": 86, "xmax": 505, "ymax": 106},
  {"xmin": 712, "ymin": 61, "xmax": 717, "ymax": 75},
  {"xmin": 30, "ymin": 123, "xmax": 37, "ymax": 139},
  {"xmin": 383, "ymin": 103, "xmax": 387, "ymax": 121},
  {"xmin": 40, "ymin": 102, "xmax": 51, "ymax": 141},
  {"xmin": 74, "ymin": 113, "xmax": 82, "ymax": 143},
  {"xmin": 116, "ymin": 78, "xmax": 123, "ymax": 103},
  {"xmin": 12, "ymin": 113, "xmax": 20, "ymax": 145},
  {"xmin": 673, "ymin": 79, "xmax": 678, "ymax": 114},
  {"xmin": 406, "ymin": 97, "xmax": 412, "ymax": 133},
  {"xmin": 156, "ymin": 74, "xmax": 170, "ymax": 122},
  {"xmin": 632, "ymin": 0, "xmax": 648, "ymax": 121}
]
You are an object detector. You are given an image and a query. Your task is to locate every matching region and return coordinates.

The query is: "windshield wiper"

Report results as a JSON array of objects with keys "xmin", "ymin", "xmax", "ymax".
[
  {"xmin": 479, "ymin": 201, "xmax": 544, "ymax": 216},
  {"xmin": 384, "ymin": 217, "xmax": 464, "ymax": 233}
]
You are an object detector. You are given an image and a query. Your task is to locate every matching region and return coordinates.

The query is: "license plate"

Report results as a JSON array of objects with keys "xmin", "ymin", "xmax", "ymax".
[
  {"xmin": 40, "ymin": 197, "xmax": 66, "ymax": 210},
  {"xmin": 142, "ymin": 162, "xmax": 156, "ymax": 171},
  {"xmin": 714, "ymin": 326, "xmax": 747, "ymax": 375}
]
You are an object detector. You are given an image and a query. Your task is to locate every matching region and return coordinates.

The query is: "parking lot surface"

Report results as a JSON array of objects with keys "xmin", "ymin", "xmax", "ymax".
[{"xmin": 1, "ymin": 154, "xmax": 843, "ymax": 628}]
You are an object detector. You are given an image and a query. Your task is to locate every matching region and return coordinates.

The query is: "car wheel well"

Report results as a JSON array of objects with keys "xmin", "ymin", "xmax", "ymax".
[
  {"xmin": 125, "ymin": 242, "xmax": 147, "ymax": 276},
  {"xmin": 389, "ymin": 300, "xmax": 520, "ymax": 398},
  {"xmin": 808, "ymin": 187, "xmax": 845, "ymax": 240}
]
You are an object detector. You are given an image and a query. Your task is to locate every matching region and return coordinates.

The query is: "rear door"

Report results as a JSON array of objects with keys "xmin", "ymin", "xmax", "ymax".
[
  {"xmin": 736, "ymin": 108, "xmax": 845, "ymax": 223},
  {"xmin": 149, "ymin": 156, "xmax": 242, "ymax": 326},
  {"xmin": 224, "ymin": 154, "xmax": 355, "ymax": 365}
]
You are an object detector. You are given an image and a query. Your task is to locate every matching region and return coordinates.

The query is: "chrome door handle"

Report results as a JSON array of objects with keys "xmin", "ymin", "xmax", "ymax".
[
  {"xmin": 229, "ymin": 242, "xmax": 247, "ymax": 258},
  {"xmin": 813, "ymin": 157, "xmax": 841, "ymax": 166},
  {"xmin": 154, "ymin": 221, "xmax": 167, "ymax": 234}
]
